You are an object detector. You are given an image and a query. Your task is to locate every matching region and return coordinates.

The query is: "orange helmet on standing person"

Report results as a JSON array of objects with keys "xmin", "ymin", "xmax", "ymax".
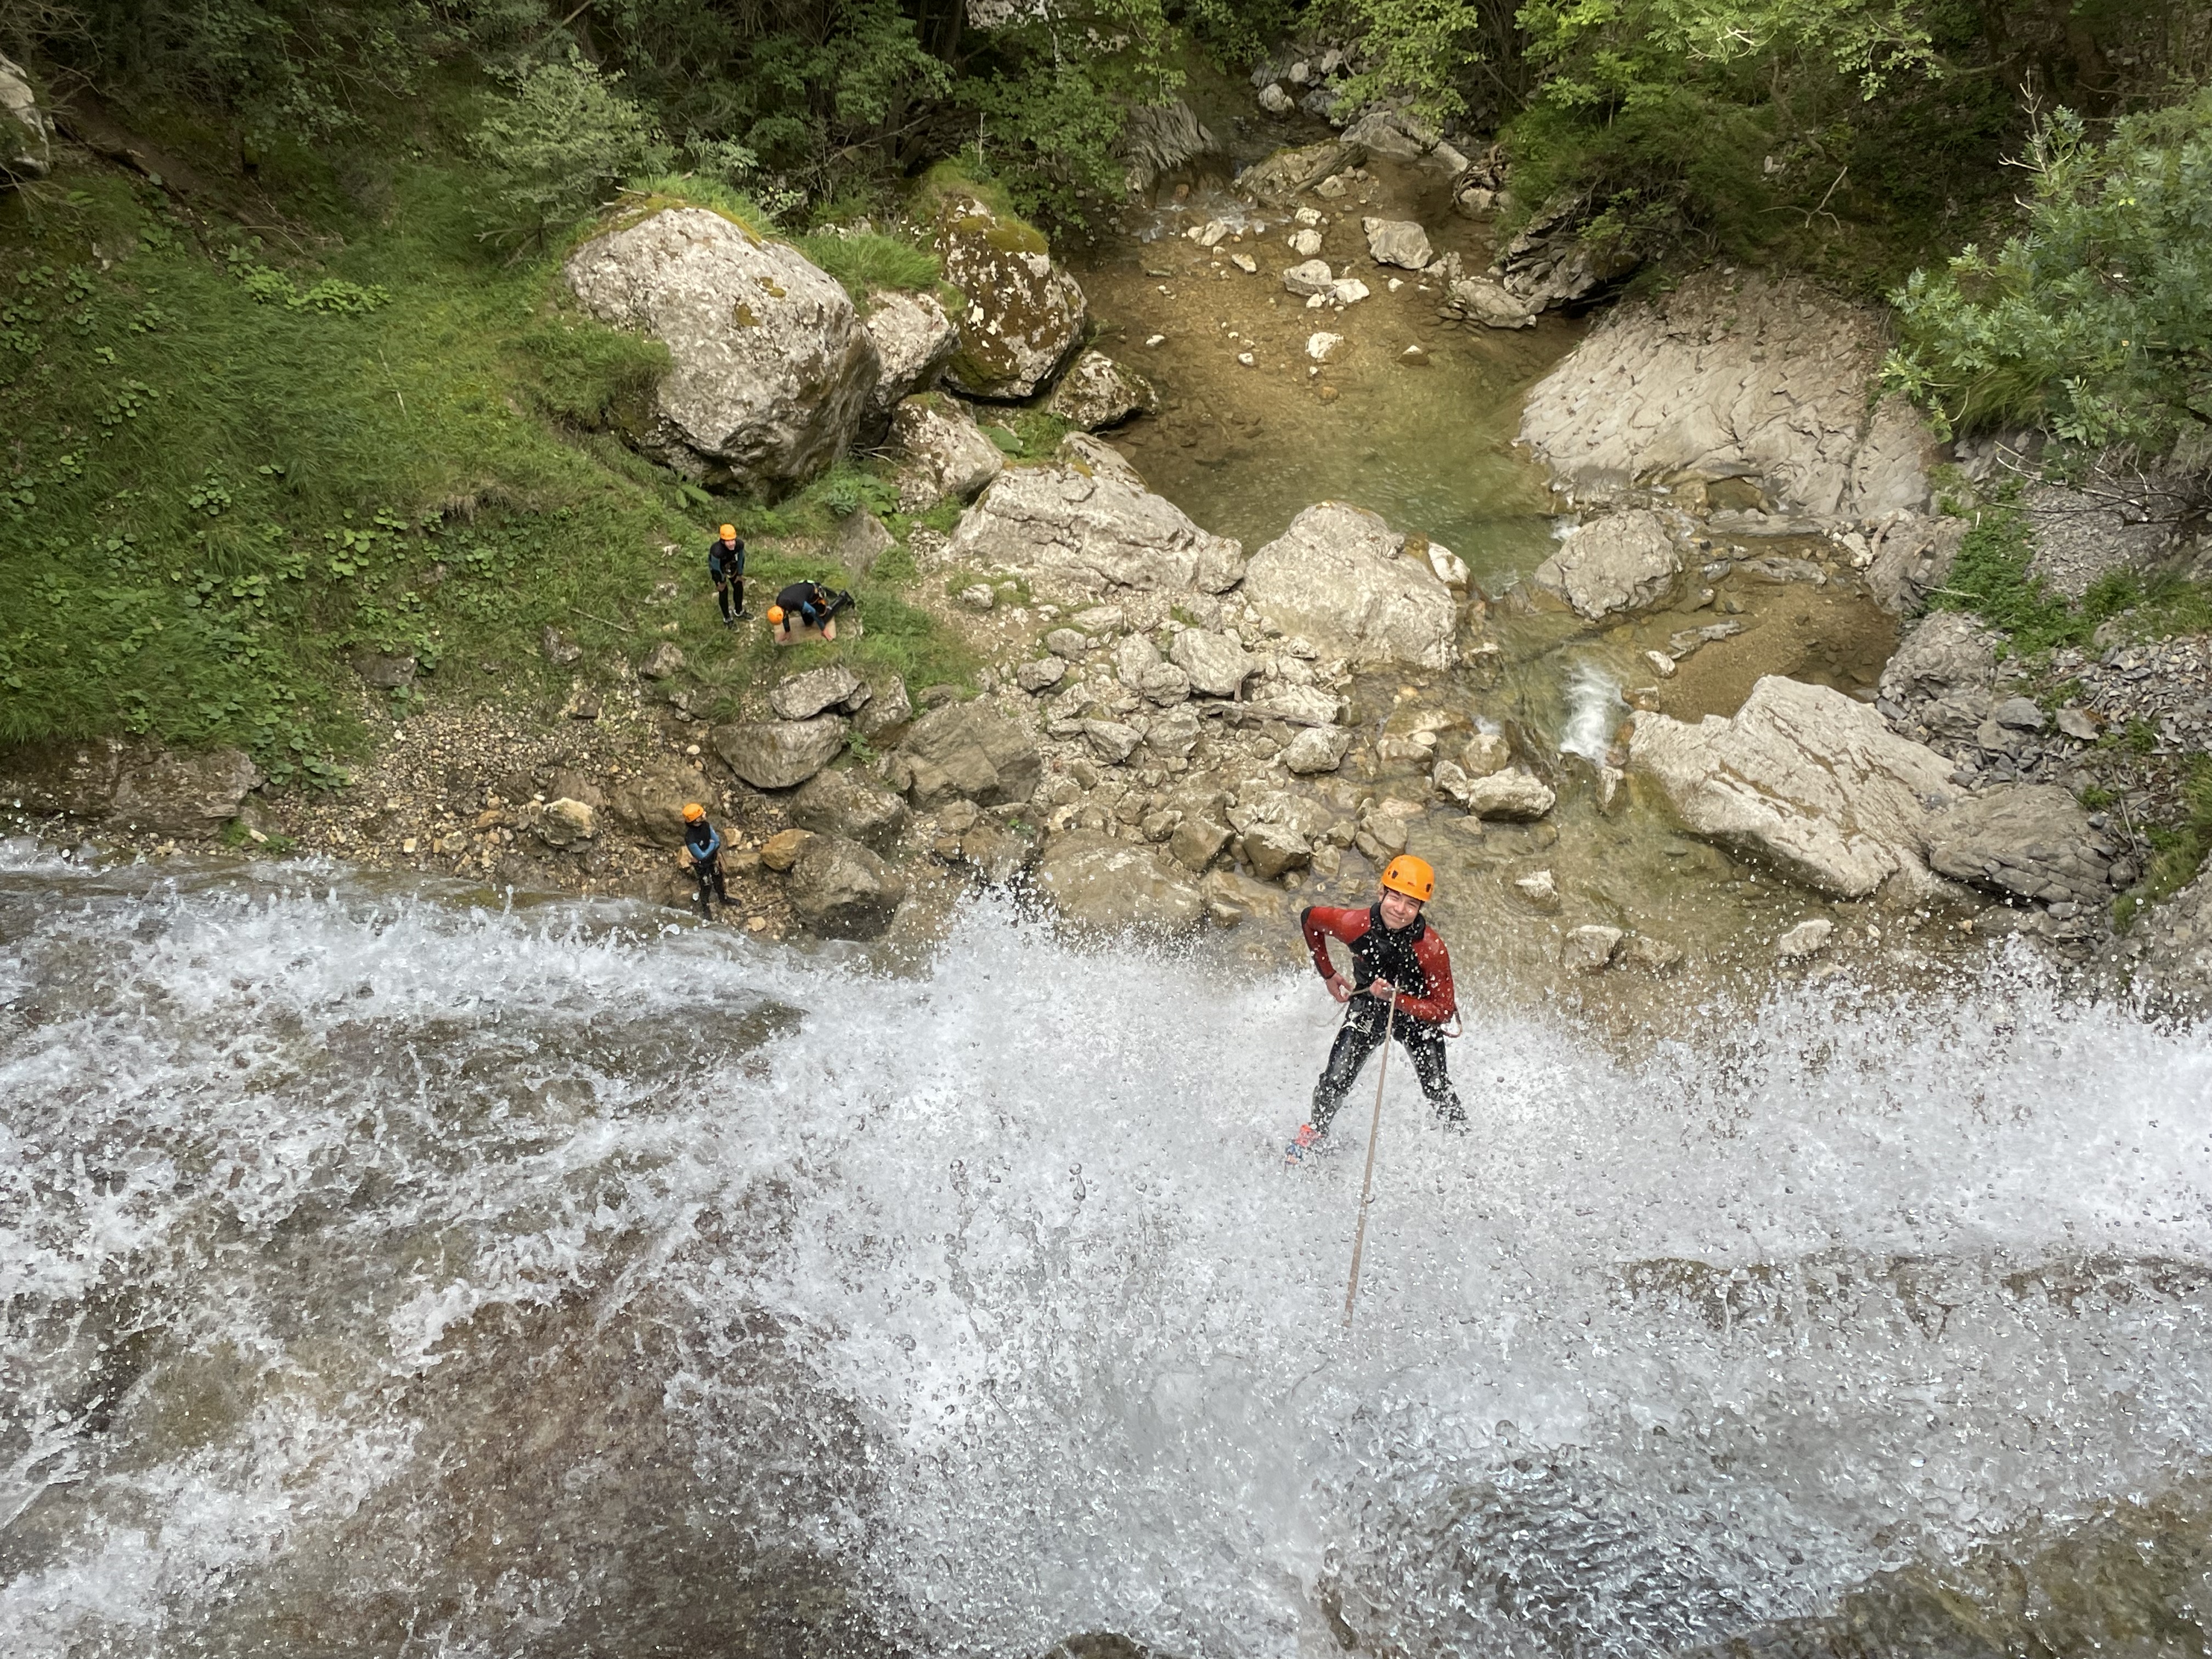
[
  {"xmin": 1380, "ymin": 855, "xmax": 1435, "ymax": 904},
  {"xmin": 682, "ymin": 803, "xmax": 706, "ymax": 822}
]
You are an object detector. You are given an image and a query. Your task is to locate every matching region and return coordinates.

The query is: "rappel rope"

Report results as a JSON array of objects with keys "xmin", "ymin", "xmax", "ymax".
[{"xmin": 1341, "ymin": 989, "xmax": 1396, "ymax": 1331}]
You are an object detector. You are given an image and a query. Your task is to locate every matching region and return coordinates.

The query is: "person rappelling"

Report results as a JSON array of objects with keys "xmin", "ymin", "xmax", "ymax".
[
  {"xmin": 681, "ymin": 802, "xmax": 726, "ymax": 918},
  {"xmin": 708, "ymin": 524, "xmax": 747, "ymax": 625},
  {"xmin": 1288, "ymin": 854, "xmax": 1466, "ymax": 1162}
]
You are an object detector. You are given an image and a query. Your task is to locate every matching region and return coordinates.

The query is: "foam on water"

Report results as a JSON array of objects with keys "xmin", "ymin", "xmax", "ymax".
[
  {"xmin": 1557, "ymin": 661, "xmax": 1624, "ymax": 764},
  {"xmin": 2, "ymin": 861, "xmax": 2209, "ymax": 1656}
]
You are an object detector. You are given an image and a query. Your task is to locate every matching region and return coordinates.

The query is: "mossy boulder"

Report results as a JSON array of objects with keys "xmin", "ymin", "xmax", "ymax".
[
  {"xmin": 932, "ymin": 194, "xmax": 1087, "ymax": 400},
  {"xmin": 564, "ymin": 206, "xmax": 879, "ymax": 492}
]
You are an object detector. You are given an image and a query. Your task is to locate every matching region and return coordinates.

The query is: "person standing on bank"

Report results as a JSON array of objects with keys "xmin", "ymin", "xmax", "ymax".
[
  {"xmin": 1288, "ymin": 855, "xmax": 1466, "ymax": 1160},
  {"xmin": 709, "ymin": 524, "xmax": 746, "ymax": 625},
  {"xmin": 682, "ymin": 802, "xmax": 727, "ymax": 918}
]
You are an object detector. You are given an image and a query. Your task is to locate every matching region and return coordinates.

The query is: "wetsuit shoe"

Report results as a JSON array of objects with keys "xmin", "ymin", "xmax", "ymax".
[{"xmin": 1284, "ymin": 1122, "xmax": 1331, "ymax": 1166}]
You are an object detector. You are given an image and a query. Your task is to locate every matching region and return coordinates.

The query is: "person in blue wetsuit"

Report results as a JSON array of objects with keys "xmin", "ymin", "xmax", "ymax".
[{"xmin": 682, "ymin": 802, "xmax": 727, "ymax": 917}]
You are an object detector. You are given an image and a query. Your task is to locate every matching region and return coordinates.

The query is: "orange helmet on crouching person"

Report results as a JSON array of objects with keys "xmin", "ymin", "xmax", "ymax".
[
  {"xmin": 766, "ymin": 605, "xmax": 785, "ymax": 625},
  {"xmin": 1380, "ymin": 854, "xmax": 1435, "ymax": 904}
]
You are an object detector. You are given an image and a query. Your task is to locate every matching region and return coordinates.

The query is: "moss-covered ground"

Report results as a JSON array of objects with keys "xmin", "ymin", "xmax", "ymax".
[{"xmin": 0, "ymin": 138, "xmax": 973, "ymax": 788}]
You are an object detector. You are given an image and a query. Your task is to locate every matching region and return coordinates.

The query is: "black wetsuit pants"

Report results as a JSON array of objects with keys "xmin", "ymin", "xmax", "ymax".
[
  {"xmin": 1311, "ymin": 1016, "xmax": 1464, "ymax": 1134},
  {"xmin": 716, "ymin": 574, "xmax": 744, "ymax": 621},
  {"xmin": 692, "ymin": 852, "xmax": 727, "ymax": 915}
]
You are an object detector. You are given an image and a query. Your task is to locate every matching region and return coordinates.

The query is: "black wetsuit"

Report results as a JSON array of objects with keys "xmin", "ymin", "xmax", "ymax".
[
  {"xmin": 775, "ymin": 581, "xmax": 838, "ymax": 632},
  {"xmin": 685, "ymin": 816, "xmax": 727, "ymax": 915},
  {"xmin": 708, "ymin": 537, "xmax": 746, "ymax": 622}
]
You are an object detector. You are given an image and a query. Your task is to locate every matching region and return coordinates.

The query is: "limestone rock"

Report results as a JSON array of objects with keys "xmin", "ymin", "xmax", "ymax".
[
  {"xmin": 1170, "ymin": 629, "xmax": 1257, "ymax": 697},
  {"xmin": 834, "ymin": 509, "xmax": 896, "ymax": 579},
  {"xmin": 771, "ymin": 663, "xmax": 865, "ymax": 721},
  {"xmin": 1017, "ymin": 657, "xmax": 1068, "ymax": 693},
  {"xmin": 1083, "ymin": 720, "xmax": 1143, "ymax": 763},
  {"xmin": 1283, "ymin": 725, "xmax": 1352, "ymax": 774},
  {"xmin": 956, "ymin": 817, "xmax": 1038, "ymax": 885},
  {"xmin": 1143, "ymin": 706, "xmax": 1201, "ymax": 759},
  {"xmin": 862, "ymin": 289, "xmax": 959, "ymax": 421},
  {"xmin": 1170, "ymin": 815, "xmax": 1231, "ymax": 872},
  {"xmin": 1244, "ymin": 683, "xmax": 1344, "ymax": 726},
  {"xmin": 788, "ymin": 834, "xmax": 907, "ymax": 940},
  {"xmin": 1258, "ymin": 83, "xmax": 1295, "ymax": 115},
  {"xmin": 947, "ymin": 463, "xmax": 1245, "ymax": 602},
  {"xmin": 900, "ymin": 699, "xmax": 1042, "ymax": 808},
  {"xmin": 1878, "ymin": 611, "xmax": 2000, "ymax": 742},
  {"xmin": 1864, "ymin": 511, "xmax": 1967, "ymax": 613},
  {"xmin": 636, "ymin": 641, "xmax": 685, "ymax": 680},
  {"xmin": 564, "ymin": 207, "xmax": 878, "ymax": 490},
  {"xmin": 1564, "ymin": 924, "xmax": 1623, "ymax": 972},
  {"xmin": 1035, "ymin": 831, "xmax": 1206, "ymax": 937},
  {"xmin": 1283, "ymin": 259, "xmax": 1336, "ymax": 296},
  {"xmin": 1513, "ymin": 868, "xmax": 1561, "ymax": 912},
  {"xmin": 1449, "ymin": 276, "xmax": 1536, "ymax": 330},
  {"xmin": 890, "ymin": 395, "xmax": 1004, "ymax": 512},
  {"xmin": 1057, "ymin": 431, "xmax": 1148, "ymax": 489},
  {"xmin": 352, "ymin": 651, "xmax": 417, "ymax": 689},
  {"xmin": 1622, "ymin": 933, "xmax": 1684, "ymax": 970},
  {"xmin": 1241, "ymin": 820, "xmax": 1311, "ymax": 879},
  {"xmin": 1630, "ymin": 675, "xmax": 1955, "ymax": 898},
  {"xmin": 1362, "ymin": 218, "xmax": 1433, "ymax": 269},
  {"xmin": 100, "ymin": 746, "xmax": 259, "ymax": 833},
  {"xmin": 1, "ymin": 54, "xmax": 49, "ymax": 183},
  {"xmin": 710, "ymin": 716, "xmax": 848, "ymax": 791},
  {"xmin": 1775, "ymin": 918, "xmax": 1833, "ymax": 957},
  {"xmin": 1461, "ymin": 732, "xmax": 1512, "ymax": 777},
  {"xmin": 786, "ymin": 768, "xmax": 911, "ymax": 851},
  {"xmin": 760, "ymin": 827, "xmax": 813, "ymax": 871},
  {"xmin": 1925, "ymin": 784, "xmax": 2118, "ymax": 910},
  {"xmin": 1520, "ymin": 268, "xmax": 1935, "ymax": 522},
  {"xmin": 540, "ymin": 625, "xmax": 583, "ymax": 666},
  {"xmin": 1532, "ymin": 511, "xmax": 1681, "ymax": 620},
  {"xmin": 934, "ymin": 194, "xmax": 1087, "ymax": 399},
  {"xmin": 1047, "ymin": 349, "xmax": 1157, "ymax": 431},
  {"xmin": 854, "ymin": 676, "xmax": 914, "ymax": 747},
  {"xmin": 1242, "ymin": 502, "xmax": 1457, "ymax": 669},
  {"xmin": 1119, "ymin": 99, "xmax": 1221, "ymax": 197},
  {"xmin": 607, "ymin": 762, "xmax": 703, "ymax": 848},
  {"xmin": 536, "ymin": 798, "xmax": 596, "ymax": 848},
  {"xmin": 1462, "ymin": 769, "xmax": 1556, "ymax": 821},
  {"xmin": 1236, "ymin": 140, "xmax": 1363, "ymax": 204}
]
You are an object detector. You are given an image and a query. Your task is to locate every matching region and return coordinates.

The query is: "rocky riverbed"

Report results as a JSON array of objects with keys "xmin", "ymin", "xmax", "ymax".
[{"xmin": 5, "ymin": 131, "xmax": 2209, "ymax": 1020}]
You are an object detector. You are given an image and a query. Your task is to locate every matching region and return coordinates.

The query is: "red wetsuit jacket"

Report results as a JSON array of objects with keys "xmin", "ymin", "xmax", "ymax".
[{"xmin": 1300, "ymin": 903, "xmax": 1457, "ymax": 1031}]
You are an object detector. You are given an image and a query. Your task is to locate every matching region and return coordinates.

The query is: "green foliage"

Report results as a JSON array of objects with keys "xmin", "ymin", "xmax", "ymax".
[
  {"xmin": 226, "ymin": 247, "xmax": 391, "ymax": 312},
  {"xmin": 512, "ymin": 313, "xmax": 672, "ymax": 427},
  {"xmin": 1924, "ymin": 500, "xmax": 2212, "ymax": 655},
  {"xmin": 791, "ymin": 230, "xmax": 942, "ymax": 301},
  {"xmin": 1883, "ymin": 89, "xmax": 2212, "ymax": 447},
  {"xmin": 1333, "ymin": 0, "xmax": 1494, "ymax": 126},
  {"xmin": 469, "ymin": 51, "xmax": 674, "ymax": 249}
]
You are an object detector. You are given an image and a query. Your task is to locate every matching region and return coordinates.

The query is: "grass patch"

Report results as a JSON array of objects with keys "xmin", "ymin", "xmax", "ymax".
[
  {"xmin": 791, "ymin": 231, "xmax": 943, "ymax": 303},
  {"xmin": 0, "ymin": 155, "xmax": 970, "ymax": 783},
  {"xmin": 1930, "ymin": 501, "xmax": 2212, "ymax": 657},
  {"xmin": 2141, "ymin": 757, "xmax": 2212, "ymax": 904}
]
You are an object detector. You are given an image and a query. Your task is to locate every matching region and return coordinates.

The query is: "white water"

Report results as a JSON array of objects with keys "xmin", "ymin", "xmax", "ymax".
[
  {"xmin": 3, "ymin": 849, "xmax": 2210, "ymax": 1656},
  {"xmin": 1557, "ymin": 662, "xmax": 1624, "ymax": 764}
]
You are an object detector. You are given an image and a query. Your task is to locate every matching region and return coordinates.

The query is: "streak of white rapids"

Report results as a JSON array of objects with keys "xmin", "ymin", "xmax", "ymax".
[{"xmin": 1, "ymin": 848, "xmax": 2209, "ymax": 1656}]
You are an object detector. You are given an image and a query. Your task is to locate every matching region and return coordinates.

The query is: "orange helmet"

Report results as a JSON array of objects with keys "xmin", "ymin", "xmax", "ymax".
[
  {"xmin": 682, "ymin": 802, "xmax": 706, "ymax": 822},
  {"xmin": 718, "ymin": 524, "xmax": 737, "ymax": 540},
  {"xmin": 1381, "ymin": 854, "xmax": 1435, "ymax": 904},
  {"xmin": 765, "ymin": 605, "xmax": 785, "ymax": 625}
]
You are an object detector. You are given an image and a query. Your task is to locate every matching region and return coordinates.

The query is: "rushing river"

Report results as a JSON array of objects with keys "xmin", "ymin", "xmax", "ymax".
[{"xmin": 4, "ymin": 845, "xmax": 2210, "ymax": 1656}]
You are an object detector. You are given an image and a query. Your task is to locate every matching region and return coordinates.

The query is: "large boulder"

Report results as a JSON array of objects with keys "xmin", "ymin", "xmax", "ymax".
[
  {"xmin": 889, "ymin": 395, "xmax": 1004, "ymax": 511},
  {"xmin": 786, "ymin": 768, "xmax": 910, "ymax": 851},
  {"xmin": 1492, "ymin": 190, "xmax": 1643, "ymax": 314},
  {"xmin": 1240, "ymin": 503, "xmax": 1458, "ymax": 669},
  {"xmin": 1877, "ymin": 611, "xmax": 2001, "ymax": 743},
  {"xmin": 710, "ymin": 716, "xmax": 848, "ymax": 791},
  {"xmin": 934, "ymin": 194, "xmax": 1087, "ymax": 399},
  {"xmin": 1362, "ymin": 218, "xmax": 1433, "ymax": 270},
  {"xmin": 0, "ymin": 735, "xmax": 129, "ymax": 817},
  {"xmin": 947, "ymin": 463, "xmax": 1244, "ymax": 602},
  {"xmin": 1630, "ymin": 675, "xmax": 1956, "ymax": 898},
  {"xmin": 1532, "ymin": 510, "xmax": 1682, "ymax": 620},
  {"xmin": 606, "ymin": 761, "xmax": 706, "ymax": 848},
  {"xmin": 1461, "ymin": 770, "xmax": 1556, "ymax": 822},
  {"xmin": 113, "ymin": 747, "xmax": 262, "ymax": 834},
  {"xmin": 897, "ymin": 700, "xmax": 1042, "ymax": 809},
  {"xmin": 563, "ymin": 207, "xmax": 878, "ymax": 491},
  {"xmin": 769, "ymin": 663, "xmax": 866, "ymax": 721},
  {"xmin": 1519, "ymin": 268, "xmax": 1935, "ymax": 522},
  {"xmin": 1235, "ymin": 139, "xmax": 1363, "ymax": 205},
  {"xmin": 1118, "ymin": 99, "xmax": 1222, "ymax": 196},
  {"xmin": 862, "ymin": 289, "xmax": 959, "ymax": 422},
  {"xmin": 1047, "ymin": 350, "xmax": 1157, "ymax": 431},
  {"xmin": 1035, "ymin": 831, "xmax": 1206, "ymax": 938},
  {"xmin": 1925, "ymin": 784, "xmax": 2120, "ymax": 911},
  {"xmin": 788, "ymin": 834, "xmax": 907, "ymax": 940},
  {"xmin": 1, "ymin": 54, "xmax": 49, "ymax": 182},
  {"xmin": 1864, "ymin": 510, "xmax": 1967, "ymax": 613}
]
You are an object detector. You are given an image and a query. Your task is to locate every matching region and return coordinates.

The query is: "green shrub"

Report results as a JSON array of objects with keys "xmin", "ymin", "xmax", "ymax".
[
  {"xmin": 1883, "ymin": 88, "xmax": 2212, "ymax": 447},
  {"xmin": 470, "ymin": 52, "xmax": 674, "ymax": 250}
]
